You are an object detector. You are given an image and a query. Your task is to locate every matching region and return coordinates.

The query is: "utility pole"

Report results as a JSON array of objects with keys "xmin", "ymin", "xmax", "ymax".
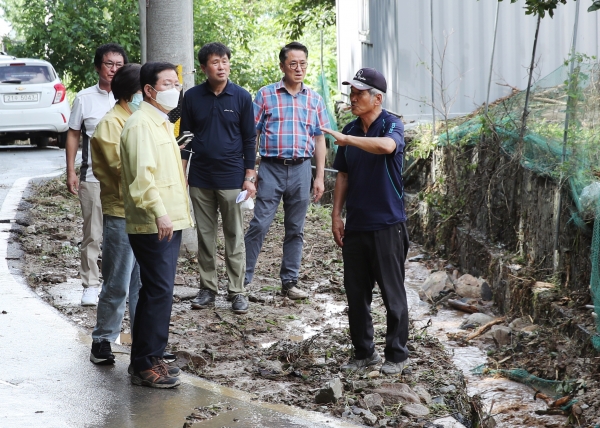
[{"xmin": 145, "ymin": 0, "xmax": 195, "ymax": 91}]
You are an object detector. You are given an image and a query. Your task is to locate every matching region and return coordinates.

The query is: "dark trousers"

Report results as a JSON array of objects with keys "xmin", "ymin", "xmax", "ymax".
[
  {"xmin": 342, "ymin": 223, "xmax": 410, "ymax": 363},
  {"xmin": 128, "ymin": 231, "xmax": 182, "ymax": 371}
]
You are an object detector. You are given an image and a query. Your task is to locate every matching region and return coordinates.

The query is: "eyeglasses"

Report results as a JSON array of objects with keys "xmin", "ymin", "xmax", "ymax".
[
  {"xmin": 153, "ymin": 82, "xmax": 183, "ymax": 92},
  {"xmin": 287, "ymin": 62, "xmax": 308, "ymax": 70},
  {"xmin": 102, "ymin": 61, "xmax": 124, "ymax": 70}
]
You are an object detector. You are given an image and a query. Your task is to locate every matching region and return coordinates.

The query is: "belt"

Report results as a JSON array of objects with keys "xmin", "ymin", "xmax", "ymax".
[{"xmin": 261, "ymin": 157, "xmax": 309, "ymax": 166}]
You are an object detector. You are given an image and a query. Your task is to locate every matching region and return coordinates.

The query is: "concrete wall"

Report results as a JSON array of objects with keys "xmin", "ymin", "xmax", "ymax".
[{"xmin": 337, "ymin": 0, "xmax": 600, "ymax": 121}]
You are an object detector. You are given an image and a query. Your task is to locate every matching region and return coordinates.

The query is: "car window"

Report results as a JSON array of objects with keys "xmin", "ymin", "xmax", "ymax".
[{"xmin": 0, "ymin": 65, "xmax": 53, "ymax": 84}]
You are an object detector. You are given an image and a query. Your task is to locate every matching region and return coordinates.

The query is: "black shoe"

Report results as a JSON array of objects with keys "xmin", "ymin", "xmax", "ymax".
[
  {"xmin": 230, "ymin": 294, "xmax": 249, "ymax": 314},
  {"xmin": 90, "ymin": 340, "xmax": 115, "ymax": 365},
  {"xmin": 191, "ymin": 289, "xmax": 216, "ymax": 309},
  {"xmin": 162, "ymin": 351, "xmax": 177, "ymax": 363}
]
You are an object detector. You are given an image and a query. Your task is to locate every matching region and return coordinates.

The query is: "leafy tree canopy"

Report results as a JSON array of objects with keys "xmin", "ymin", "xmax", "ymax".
[
  {"xmin": 1, "ymin": 0, "xmax": 337, "ymax": 97},
  {"xmin": 1, "ymin": 0, "xmax": 140, "ymax": 92}
]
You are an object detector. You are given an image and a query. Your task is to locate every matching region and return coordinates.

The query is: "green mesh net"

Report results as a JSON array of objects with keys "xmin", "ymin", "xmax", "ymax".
[
  {"xmin": 314, "ymin": 72, "xmax": 338, "ymax": 154},
  {"xmin": 471, "ymin": 365, "xmax": 576, "ymax": 399},
  {"xmin": 438, "ymin": 61, "xmax": 600, "ymax": 350}
]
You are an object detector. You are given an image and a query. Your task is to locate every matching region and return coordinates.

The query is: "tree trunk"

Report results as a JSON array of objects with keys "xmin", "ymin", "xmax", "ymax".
[
  {"xmin": 518, "ymin": 14, "xmax": 541, "ymax": 144},
  {"xmin": 146, "ymin": 0, "xmax": 195, "ymax": 91}
]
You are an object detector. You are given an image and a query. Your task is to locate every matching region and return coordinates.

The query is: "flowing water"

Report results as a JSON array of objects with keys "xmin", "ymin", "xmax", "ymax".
[{"xmin": 404, "ymin": 252, "xmax": 568, "ymax": 427}]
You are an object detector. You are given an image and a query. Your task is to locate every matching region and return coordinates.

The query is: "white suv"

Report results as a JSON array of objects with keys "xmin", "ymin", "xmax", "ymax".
[{"xmin": 0, "ymin": 56, "xmax": 70, "ymax": 147}]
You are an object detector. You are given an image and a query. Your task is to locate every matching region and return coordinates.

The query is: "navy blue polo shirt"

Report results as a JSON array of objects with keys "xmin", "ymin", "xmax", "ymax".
[
  {"xmin": 180, "ymin": 80, "xmax": 256, "ymax": 189},
  {"xmin": 332, "ymin": 110, "xmax": 406, "ymax": 231}
]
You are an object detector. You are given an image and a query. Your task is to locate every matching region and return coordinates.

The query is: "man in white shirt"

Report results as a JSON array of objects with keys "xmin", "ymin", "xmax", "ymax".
[{"xmin": 65, "ymin": 43, "xmax": 128, "ymax": 306}]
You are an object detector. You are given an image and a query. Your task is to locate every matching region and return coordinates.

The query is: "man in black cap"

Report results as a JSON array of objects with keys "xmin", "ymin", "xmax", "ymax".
[{"xmin": 322, "ymin": 68, "xmax": 410, "ymax": 375}]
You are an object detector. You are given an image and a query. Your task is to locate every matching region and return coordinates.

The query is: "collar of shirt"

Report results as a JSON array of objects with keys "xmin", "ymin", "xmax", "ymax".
[
  {"xmin": 274, "ymin": 79, "xmax": 307, "ymax": 95},
  {"xmin": 199, "ymin": 80, "xmax": 234, "ymax": 97},
  {"xmin": 94, "ymin": 82, "xmax": 111, "ymax": 95},
  {"xmin": 139, "ymin": 101, "xmax": 170, "ymax": 124}
]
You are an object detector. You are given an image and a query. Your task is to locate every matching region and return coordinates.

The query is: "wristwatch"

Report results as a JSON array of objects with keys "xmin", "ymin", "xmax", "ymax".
[{"xmin": 244, "ymin": 176, "xmax": 256, "ymax": 183}]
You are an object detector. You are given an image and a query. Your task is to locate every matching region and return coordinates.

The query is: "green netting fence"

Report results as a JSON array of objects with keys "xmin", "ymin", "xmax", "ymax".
[{"xmin": 437, "ymin": 61, "xmax": 600, "ymax": 350}]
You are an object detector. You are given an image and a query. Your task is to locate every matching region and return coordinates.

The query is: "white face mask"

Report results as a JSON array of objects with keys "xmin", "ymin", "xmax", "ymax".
[{"xmin": 151, "ymin": 87, "xmax": 180, "ymax": 111}]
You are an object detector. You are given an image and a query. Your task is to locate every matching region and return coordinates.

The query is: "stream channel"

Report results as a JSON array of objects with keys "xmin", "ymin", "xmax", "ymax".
[{"xmin": 289, "ymin": 246, "xmax": 568, "ymax": 427}]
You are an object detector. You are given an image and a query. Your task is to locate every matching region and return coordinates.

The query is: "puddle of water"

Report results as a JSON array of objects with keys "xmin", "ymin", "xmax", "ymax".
[{"xmin": 405, "ymin": 259, "xmax": 568, "ymax": 427}]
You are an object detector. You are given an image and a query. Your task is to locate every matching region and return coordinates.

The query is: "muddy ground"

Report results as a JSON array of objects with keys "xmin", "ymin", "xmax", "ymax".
[{"xmin": 9, "ymin": 176, "xmax": 476, "ymax": 428}]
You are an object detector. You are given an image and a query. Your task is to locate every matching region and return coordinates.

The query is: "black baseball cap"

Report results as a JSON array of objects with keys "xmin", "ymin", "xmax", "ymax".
[{"xmin": 342, "ymin": 67, "xmax": 387, "ymax": 93}]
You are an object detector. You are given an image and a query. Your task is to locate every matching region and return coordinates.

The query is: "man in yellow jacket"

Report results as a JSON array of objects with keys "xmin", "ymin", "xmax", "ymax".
[{"xmin": 120, "ymin": 62, "xmax": 193, "ymax": 389}]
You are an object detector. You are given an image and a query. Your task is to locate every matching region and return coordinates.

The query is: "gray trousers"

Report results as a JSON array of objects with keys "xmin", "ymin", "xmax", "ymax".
[
  {"xmin": 190, "ymin": 187, "xmax": 246, "ymax": 295},
  {"xmin": 244, "ymin": 160, "xmax": 312, "ymax": 285}
]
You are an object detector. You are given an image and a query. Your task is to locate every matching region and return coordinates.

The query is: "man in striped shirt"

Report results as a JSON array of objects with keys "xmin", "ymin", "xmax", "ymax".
[{"xmin": 244, "ymin": 41, "xmax": 330, "ymax": 300}]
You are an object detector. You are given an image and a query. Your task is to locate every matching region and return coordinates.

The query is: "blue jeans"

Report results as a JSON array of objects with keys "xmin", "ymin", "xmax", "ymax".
[
  {"xmin": 245, "ymin": 160, "xmax": 312, "ymax": 285},
  {"xmin": 92, "ymin": 215, "xmax": 141, "ymax": 343}
]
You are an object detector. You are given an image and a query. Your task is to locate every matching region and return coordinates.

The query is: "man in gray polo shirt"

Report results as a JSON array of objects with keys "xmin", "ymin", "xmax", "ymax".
[{"xmin": 65, "ymin": 43, "xmax": 128, "ymax": 306}]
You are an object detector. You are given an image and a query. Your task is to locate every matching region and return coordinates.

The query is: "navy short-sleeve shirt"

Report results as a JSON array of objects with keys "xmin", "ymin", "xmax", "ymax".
[
  {"xmin": 180, "ymin": 80, "xmax": 256, "ymax": 190},
  {"xmin": 332, "ymin": 110, "xmax": 406, "ymax": 231}
]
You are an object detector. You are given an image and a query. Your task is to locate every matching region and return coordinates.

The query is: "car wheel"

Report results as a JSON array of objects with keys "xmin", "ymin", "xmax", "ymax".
[
  {"xmin": 57, "ymin": 131, "xmax": 67, "ymax": 149},
  {"xmin": 31, "ymin": 135, "xmax": 51, "ymax": 147}
]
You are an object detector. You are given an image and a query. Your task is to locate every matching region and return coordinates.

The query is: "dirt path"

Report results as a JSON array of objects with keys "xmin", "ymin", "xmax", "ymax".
[{"xmin": 11, "ymin": 176, "xmax": 476, "ymax": 427}]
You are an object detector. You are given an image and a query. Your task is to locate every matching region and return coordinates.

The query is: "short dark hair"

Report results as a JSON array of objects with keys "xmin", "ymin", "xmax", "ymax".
[
  {"xmin": 140, "ymin": 62, "xmax": 177, "ymax": 94},
  {"xmin": 279, "ymin": 42, "xmax": 308, "ymax": 63},
  {"xmin": 111, "ymin": 63, "xmax": 141, "ymax": 102},
  {"xmin": 198, "ymin": 42, "xmax": 231, "ymax": 66},
  {"xmin": 94, "ymin": 43, "xmax": 128, "ymax": 69}
]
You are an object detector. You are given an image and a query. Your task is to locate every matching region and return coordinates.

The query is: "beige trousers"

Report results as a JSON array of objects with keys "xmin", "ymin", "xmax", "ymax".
[
  {"xmin": 189, "ymin": 187, "xmax": 245, "ymax": 295},
  {"xmin": 78, "ymin": 181, "xmax": 103, "ymax": 288}
]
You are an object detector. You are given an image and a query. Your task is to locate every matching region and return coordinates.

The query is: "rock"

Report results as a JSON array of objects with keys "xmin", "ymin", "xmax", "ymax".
[
  {"xmin": 454, "ymin": 274, "xmax": 482, "ymax": 298},
  {"xmin": 460, "ymin": 313, "xmax": 494, "ymax": 329},
  {"xmin": 362, "ymin": 410, "xmax": 378, "ymax": 426},
  {"xmin": 173, "ymin": 286, "xmax": 198, "ymax": 300},
  {"xmin": 508, "ymin": 317, "xmax": 539, "ymax": 334},
  {"xmin": 377, "ymin": 419, "xmax": 390, "ymax": 428},
  {"xmin": 480, "ymin": 279, "xmax": 493, "ymax": 301},
  {"xmin": 367, "ymin": 370, "xmax": 380, "ymax": 378},
  {"xmin": 432, "ymin": 396, "xmax": 445, "ymax": 405},
  {"xmin": 315, "ymin": 378, "xmax": 344, "ymax": 404},
  {"xmin": 52, "ymin": 232, "xmax": 71, "ymax": 240},
  {"xmin": 26, "ymin": 225, "xmax": 36, "ymax": 234},
  {"xmin": 419, "ymin": 271, "xmax": 453, "ymax": 301},
  {"xmin": 490, "ymin": 325, "xmax": 512, "ymax": 346},
  {"xmin": 172, "ymin": 349, "xmax": 208, "ymax": 369},
  {"xmin": 465, "ymin": 312, "xmax": 495, "ymax": 326},
  {"xmin": 433, "ymin": 416, "xmax": 468, "ymax": 427},
  {"xmin": 44, "ymin": 274, "xmax": 67, "ymax": 284},
  {"xmin": 372, "ymin": 383, "xmax": 420, "ymax": 405},
  {"xmin": 402, "ymin": 403, "xmax": 430, "ymax": 417},
  {"xmin": 363, "ymin": 393, "xmax": 384, "ymax": 411},
  {"xmin": 174, "ymin": 274, "xmax": 185, "ymax": 285},
  {"xmin": 352, "ymin": 380, "xmax": 369, "ymax": 392},
  {"xmin": 351, "ymin": 406, "xmax": 366, "ymax": 415},
  {"xmin": 439, "ymin": 384, "xmax": 456, "ymax": 394},
  {"xmin": 412, "ymin": 384, "xmax": 432, "ymax": 404}
]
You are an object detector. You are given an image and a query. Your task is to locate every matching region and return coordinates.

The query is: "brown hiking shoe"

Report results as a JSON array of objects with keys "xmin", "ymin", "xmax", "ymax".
[
  {"xmin": 131, "ymin": 359, "xmax": 181, "ymax": 389},
  {"xmin": 128, "ymin": 360, "xmax": 180, "ymax": 377}
]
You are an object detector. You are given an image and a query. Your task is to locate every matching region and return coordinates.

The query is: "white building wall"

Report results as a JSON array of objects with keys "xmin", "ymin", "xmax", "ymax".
[{"xmin": 337, "ymin": 0, "xmax": 600, "ymax": 121}]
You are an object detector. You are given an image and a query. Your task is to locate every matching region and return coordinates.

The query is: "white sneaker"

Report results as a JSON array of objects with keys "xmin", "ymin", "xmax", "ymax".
[{"xmin": 81, "ymin": 287, "xmax": 100, "ymax": 306}]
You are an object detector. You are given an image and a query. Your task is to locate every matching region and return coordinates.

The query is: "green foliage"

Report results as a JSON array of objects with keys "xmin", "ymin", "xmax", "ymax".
[
  {"xmin": 497, "ymin": 0, "xmax": 569, "ymax": 18},
  {"xmin": 589, "ymin": 0, "xmax": 600, "ymax": 12},
  {"xmin": 1, "ymin": 0, "xmax": 140, "ymax": 92},
  {"xmin": 193, "ymin": 0, "xmax": 338, "ymax": 96},
  {"xmin": 279, "ymin": 0, "xmax": 336, "ymax": 40}
]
